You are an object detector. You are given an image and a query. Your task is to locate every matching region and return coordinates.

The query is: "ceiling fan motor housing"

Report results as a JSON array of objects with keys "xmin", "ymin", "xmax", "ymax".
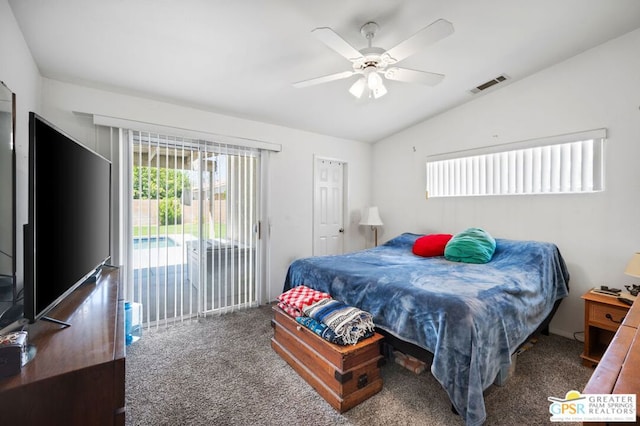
[
  {"xmin": 352, "ymin": 47, "xmax": 392, "ymax": 74},
  {"xmin": 353, "ymin": 22, "xmax": 395, "ymax": 74}
]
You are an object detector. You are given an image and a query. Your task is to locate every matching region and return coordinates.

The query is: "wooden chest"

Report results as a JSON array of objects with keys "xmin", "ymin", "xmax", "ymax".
[{"xmin": 271, "ymin": 305, "xmax": 384, "ymax": 412}]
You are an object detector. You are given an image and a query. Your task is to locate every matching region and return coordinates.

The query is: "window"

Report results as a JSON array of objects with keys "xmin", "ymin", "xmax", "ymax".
[{"xmin": 426, "ymin": 129, "xmax": 606, "ymax": 198}]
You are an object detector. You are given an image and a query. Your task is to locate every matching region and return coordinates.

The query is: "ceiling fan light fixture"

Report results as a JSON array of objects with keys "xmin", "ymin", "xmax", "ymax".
[
  {"xmin": 371, "ymin": 83, "xmax": 387, "ymax": 99},
  {"xmin": 349, "ymin": 77, "xmax": 366, "ymax": 98},
  {"xmin": 361, "ymin": 64, "xmax": 386, "ymax": 99},
  {"xmin": 367, "ymin": 71, "xmax": 383, "ymax": 89}
]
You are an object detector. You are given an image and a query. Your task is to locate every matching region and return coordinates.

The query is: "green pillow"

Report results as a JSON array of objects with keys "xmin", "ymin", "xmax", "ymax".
[{"xmin": 444, "ymin": 228, "xmax": 496, "ymax": 264}]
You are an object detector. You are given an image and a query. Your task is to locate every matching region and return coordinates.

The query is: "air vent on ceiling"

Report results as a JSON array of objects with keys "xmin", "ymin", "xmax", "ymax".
[{"xmin": 470, "ymin": 74, "xmax": 509, "ymax": 94}]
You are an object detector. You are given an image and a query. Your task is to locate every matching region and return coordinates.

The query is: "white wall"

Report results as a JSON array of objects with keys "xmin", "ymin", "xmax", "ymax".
[
  {"xmin": 372, "ymin": 28, "xmax": 640, "ymax": 338},
  {"xmin": 39, "ymin": 78, "xmax": 373, "ymax": 302},
  {"xmin": 9, "ymin": 0, "xmax": 636, "ymax": 335},
  {"xmin": 0, "ymin": 0, "xmax": 42, "ymax": 291}
]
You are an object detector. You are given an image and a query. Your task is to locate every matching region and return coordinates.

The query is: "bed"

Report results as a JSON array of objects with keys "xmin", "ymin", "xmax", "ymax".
[{"xmin": 283, "ymin": 232, "xmax": 570, "ymax": 426}]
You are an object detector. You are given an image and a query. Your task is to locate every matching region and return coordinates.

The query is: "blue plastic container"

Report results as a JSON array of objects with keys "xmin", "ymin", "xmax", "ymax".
[{"xmin": 124, "ymin": 301, "xmax": 133, "ymax": 345}]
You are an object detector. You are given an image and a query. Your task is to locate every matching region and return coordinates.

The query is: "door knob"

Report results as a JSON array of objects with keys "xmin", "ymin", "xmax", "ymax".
[{"xmin": 339, "ymin": 228, "xmax": 344, "ymax": 233}]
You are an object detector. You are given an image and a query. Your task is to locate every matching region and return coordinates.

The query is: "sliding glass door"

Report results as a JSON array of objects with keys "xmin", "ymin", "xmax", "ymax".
[{"xmin": 128, "ymin": 131, "xmax": 260, "ymax": 326}]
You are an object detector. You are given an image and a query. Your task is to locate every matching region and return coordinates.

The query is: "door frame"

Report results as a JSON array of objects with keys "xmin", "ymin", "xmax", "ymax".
[{"xmin": 312, "ymin": 155, "xmax": 348, "ymax": 256}]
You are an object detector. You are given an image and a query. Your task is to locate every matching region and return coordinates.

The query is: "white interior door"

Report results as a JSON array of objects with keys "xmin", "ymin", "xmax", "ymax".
[{"xmin": 313, "ymin": 157, "xmax": 345, "ymax": 256}]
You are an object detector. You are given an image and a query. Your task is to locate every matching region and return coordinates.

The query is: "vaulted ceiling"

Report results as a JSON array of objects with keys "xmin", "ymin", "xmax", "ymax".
[{"xmin": 9, "ymin": 0, "xmax": 640, "ymax": 143}]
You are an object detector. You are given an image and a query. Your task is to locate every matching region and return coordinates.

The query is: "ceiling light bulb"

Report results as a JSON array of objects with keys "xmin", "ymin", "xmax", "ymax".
[
  {"xmin": 367, "ymin": 71, "xmax": 382, "ymax": 89},
  {"xmin": 349, "ymin": 77, "xmax": 366, "ymax": 98}
]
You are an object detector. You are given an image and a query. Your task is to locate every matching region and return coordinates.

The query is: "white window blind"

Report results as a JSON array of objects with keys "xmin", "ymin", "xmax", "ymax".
[
  {"xmin": 128, "ymin": 130, "xmax": 261, "ymax": 328},
  {"xmin": 426, "ymin": 129, "xmax": 605, "ymax": 198}
]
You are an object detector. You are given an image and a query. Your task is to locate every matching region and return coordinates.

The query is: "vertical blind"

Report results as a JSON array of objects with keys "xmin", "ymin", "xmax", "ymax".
[
  {"xmin": 426, "ymin": 129, "xmax": 606, "ymax": 197},
  {"xmin": 129, "ymin": 130, "xmax": 260, "ymax": 328}
]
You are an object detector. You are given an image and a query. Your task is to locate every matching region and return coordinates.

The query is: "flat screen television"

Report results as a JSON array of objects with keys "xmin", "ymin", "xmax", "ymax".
[{"xmin": 24, "ymin": 112, "xmax": 111, "ymax": 324}]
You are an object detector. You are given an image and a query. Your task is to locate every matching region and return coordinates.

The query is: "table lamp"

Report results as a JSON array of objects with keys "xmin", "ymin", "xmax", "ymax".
[
  {"xmin": 359, "ymin": 206, "xmax": 383, "ymax": 246},
  {"xmin": 625, "ymin": 253, "xmax": 640, "ymax": 277},
  {"xmin": 624, "ymin": 252, "xmax": 640, "ymax": 295}
]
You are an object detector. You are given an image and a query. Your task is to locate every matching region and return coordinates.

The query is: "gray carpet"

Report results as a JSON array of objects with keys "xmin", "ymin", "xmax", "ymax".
[{"xmin": 125, "ymin": 304, "xmax": 592, "ymax": 425}]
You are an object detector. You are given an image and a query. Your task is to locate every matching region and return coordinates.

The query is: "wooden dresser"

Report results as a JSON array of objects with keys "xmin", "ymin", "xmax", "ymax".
[
  {"xmin": 583, "ymin": 295, "xmax": 640, "ymax": 425},
  {"xmin": 0, "ymin": 267, "xmax": 126, "ymax": 425}
]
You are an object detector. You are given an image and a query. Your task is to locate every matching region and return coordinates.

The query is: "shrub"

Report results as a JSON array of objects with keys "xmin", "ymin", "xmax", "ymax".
[{"xmin": 159, "ymin": 198, "xmax": 182, "ymax": 225}]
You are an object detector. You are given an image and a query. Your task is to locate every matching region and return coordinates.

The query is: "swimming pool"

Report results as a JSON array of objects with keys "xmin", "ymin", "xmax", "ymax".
[{"xmin": 133, "ymin": 236, "xmax": 177, "ymax": 249}]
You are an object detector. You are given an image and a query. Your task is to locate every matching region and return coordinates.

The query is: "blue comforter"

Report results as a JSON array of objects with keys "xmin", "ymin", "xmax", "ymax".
[{"xmin": 283, "ymin": 232, "xmax": 569, "ymax": 426}]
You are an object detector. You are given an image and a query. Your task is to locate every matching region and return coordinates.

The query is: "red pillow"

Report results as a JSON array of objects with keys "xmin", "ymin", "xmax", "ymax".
[{"xmin": 412, "ymin": 234, "xmax": 453, "ymax": 257}]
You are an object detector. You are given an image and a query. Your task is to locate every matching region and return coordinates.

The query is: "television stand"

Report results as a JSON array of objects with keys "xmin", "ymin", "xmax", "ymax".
[{"xmin": 0, "ymin": 267, "xmax": 125, "ymax": 425}]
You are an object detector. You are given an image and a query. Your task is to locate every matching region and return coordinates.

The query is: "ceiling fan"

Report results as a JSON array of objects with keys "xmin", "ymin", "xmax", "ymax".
[{"xmin": 293, "ymin": 19, "xmax": 454, "ymax": 99}]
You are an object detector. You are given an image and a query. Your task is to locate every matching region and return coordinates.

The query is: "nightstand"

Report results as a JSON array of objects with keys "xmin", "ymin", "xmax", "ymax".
[{"xmin": 581, "ymin": 290, "xmax": 632, "ymax": 367}]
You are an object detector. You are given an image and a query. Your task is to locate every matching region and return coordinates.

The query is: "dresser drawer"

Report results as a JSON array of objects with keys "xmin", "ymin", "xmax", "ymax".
[{"xmin": 589, "ymin": 302, "xmax": 628, "ymax": 331}]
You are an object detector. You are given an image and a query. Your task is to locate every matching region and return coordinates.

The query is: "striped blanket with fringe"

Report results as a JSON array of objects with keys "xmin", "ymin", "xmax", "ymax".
[
  {"xmin": 295, "ymin": 316, "xmax": 345, "ymax": 345},
  {"xmin": 295, "ymin": 315, "xmax": 375, "ymax": 345},
  {"xmin": 303, "ymin": 298, "xmax": 375, "ymax": 345}
]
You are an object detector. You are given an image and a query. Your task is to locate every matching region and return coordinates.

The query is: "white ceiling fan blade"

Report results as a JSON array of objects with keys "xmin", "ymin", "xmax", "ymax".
[
  {"xmin": 385, "ymin": 19, "xmax": 454, "ymax": 63},
  {"xmin": 293, "ymin": 70, "xmax": 355, "ymax": 88},
  {"xmin": 311, "ymin": 27, "xmax": 364, "ymax": 61},
  {"xmin": 384, "ymin": 67, "xmax": 445, "ymax": 86}
]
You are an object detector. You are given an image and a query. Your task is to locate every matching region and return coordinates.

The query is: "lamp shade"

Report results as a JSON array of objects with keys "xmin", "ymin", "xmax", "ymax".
[
  {"xmin": 372, "ymin": 82, "xmax": 387, "ymax": 99},
  {"xmin": 625, "ymin": 252, "xmax": 640, "ymax": 278},
  {"xmin": 359, "ymin": 206, "xmax": 383, "ymax": 226},
  {"xmin": 349, "ymin": 78, "xmax": 366, "ymax": 98},
  {"xmin": 367, "ymin": 71, "xmax": 383, "ymax": 90}
]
